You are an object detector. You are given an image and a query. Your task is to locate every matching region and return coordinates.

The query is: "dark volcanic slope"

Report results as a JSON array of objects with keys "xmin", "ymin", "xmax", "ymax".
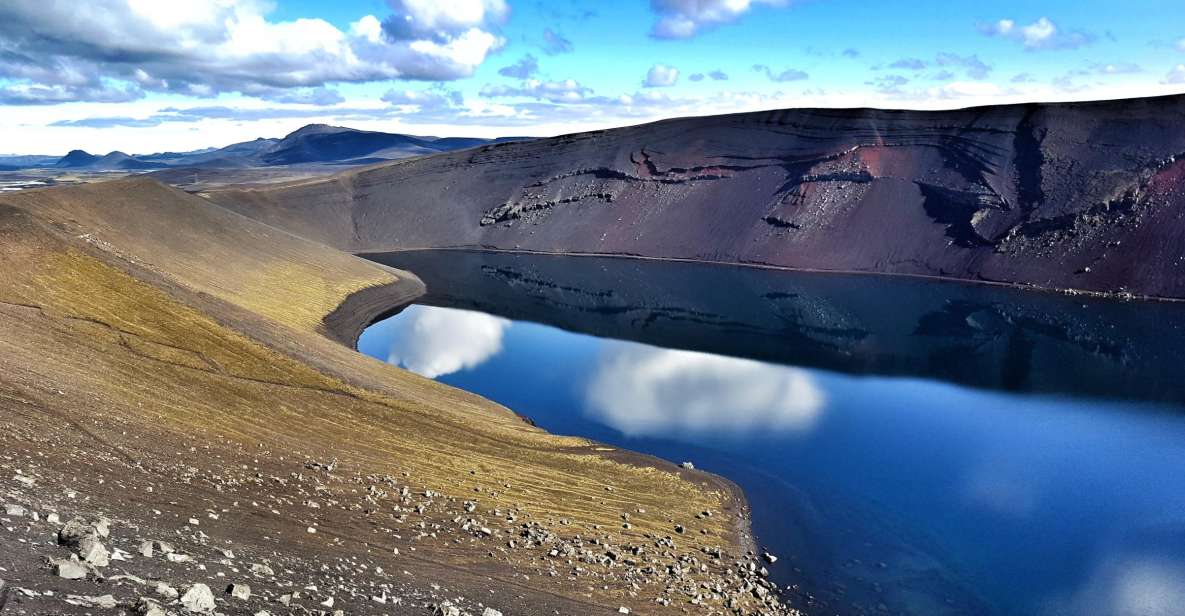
[{"xmin": 208, "ymin": 95, "xmax": 1185, "ymax": 299}]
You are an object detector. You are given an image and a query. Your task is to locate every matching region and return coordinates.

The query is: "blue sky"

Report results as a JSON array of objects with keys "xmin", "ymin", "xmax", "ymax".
[{"xmin": 0, "ymin": 0, "xmax": 1182, "ymax": 154}]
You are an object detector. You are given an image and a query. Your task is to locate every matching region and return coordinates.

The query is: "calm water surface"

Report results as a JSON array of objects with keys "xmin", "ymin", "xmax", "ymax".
[{"xmin": 359, "ymin": 250, "xmax": 1185, "ymax": 616}]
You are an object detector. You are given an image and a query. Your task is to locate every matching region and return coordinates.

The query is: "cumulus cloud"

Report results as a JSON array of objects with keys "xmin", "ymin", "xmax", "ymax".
[
  {"xmin": 649, "ymin": 0, "xmax": 789, "ymax": 39},
  {"xmin": 935, "ymin": 52, "xmax": 992, "ymax": 80},
  {"xmin": 890, "ymin": 58, "xmax": 928, "ymax": 71},
  {"xmin": 753, "ymin": 64, "xmax": 809, "ymax": 82},
  {"xmin": 381, "ymin": 88, "xmax": 463, "ymax": 109},
  {"xmin": 585, "ymin": 342, "xmax": 825, "ymax": 438},
  {"xmin": 978, "ymin": 16, "xmax": 1096, "ymax": 50},
  {"xmin": 264, "ymin": 87, "xmax": 346, "ymax": 106},
  {"xmin": 384, "ymin": 306, "xmax": 510, "ymax": 378},
  {"xmin": 0, "ymin": 0, "xmax": 506, "ymax": 104},
  {"xmin": 481, "ymin": 79, "xmax": 593, "ymax": 102},
  {"xmin": 644, "ymin": 64, "xmax": 680, "ymax": 87},
  {"xmin": 541, "ymin": 28, "xmax": 574, "ymax": 55},
  {"xmin": 1090, "ymin": 63, "xmax": 1142, "ymax": 75},
  {"xmin": 498, "ymin": 55, "xmax": 540, "ymax": 79},
  {"xmin": 1165, "ymin": 65, "xmax": 1185, "ymax": 85},
  {"xmin": 869, "ymin": 74, "xmax": 909, "ymax": 94}
]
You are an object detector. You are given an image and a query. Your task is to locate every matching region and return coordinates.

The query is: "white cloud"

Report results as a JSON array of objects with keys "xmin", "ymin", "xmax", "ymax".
[
  {"xmin": 753, "ymin": 64, "xmax": 809, "ymax": 82},
  {"xmin": 928, "ymin": 81, "xmax": 1005, "ymax": 99},
  {"xmin": 1165, "ymin": 65, "xmax": 1185, "ymax": 85},
  {"xmin": 585, "ymin": 342, "xmax": 825, "ymax": 438},
  {"xmin": 381, "ymin": 0, "xmax": 508, "ymax": 40},
  {"xmin": 979, "ymin": 16, "xmax": 1095, "ymax": 50},
  {"xmin": 649, "ymin": 0, "xmax": 789, "ymax": 39},
  {"xmin": 481, "ymin": 79, "xmax": 593, "ymax": 102},
  {"xmin": 1178, "ymin": 38, "xmax": 1185, "ymax": 52},
  {"xmin": 0, "ymin": 0, "xmax": 506, "ymax": 104},
  {"xmin": 644, "ymin": 64, "xmax": 680, "ymax": 87},
  {"xmin": 384, "ymin": 306, "xmax": 510, "ymax": 378}
]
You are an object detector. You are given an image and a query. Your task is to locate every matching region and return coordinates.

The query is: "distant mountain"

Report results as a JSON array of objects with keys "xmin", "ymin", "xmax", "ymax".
[
  {"xmin": 55, "ymin": 150, "xmax": 101, "ymax": 168},
  {"xmin": 3, "ymin": 125, "xmax": 531, "ymax": 173},
  {"xmin": 259, "ymin": 124, "xmax": 438, "ymax": 165},
  {"xmin": 0, "ymin": 154, "xmax": 59, "ymax": 168}
]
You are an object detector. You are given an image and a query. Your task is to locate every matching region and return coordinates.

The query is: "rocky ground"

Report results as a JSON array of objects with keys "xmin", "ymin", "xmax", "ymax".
[{"xmin": 0, "ymin": 416, "xmax": 793, "ymax": 616}]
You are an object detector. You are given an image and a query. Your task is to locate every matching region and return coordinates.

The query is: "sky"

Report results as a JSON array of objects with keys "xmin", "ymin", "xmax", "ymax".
[{"xmin": 0, "ymin": 0, "xmax": 1183, "ymax": 155}]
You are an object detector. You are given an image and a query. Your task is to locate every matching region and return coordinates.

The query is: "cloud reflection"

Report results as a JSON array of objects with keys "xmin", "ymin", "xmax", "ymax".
[
  {"xmin": 385, "ymin": 306, "xmax": 510, "ymax": 378},
  {"xmin": 585, "ymin": 342, "xmax": 825, "ymax": 438},
  {"xmin": 1042, "ymin": 556, "xmax": 1185, "ymax": 616}
]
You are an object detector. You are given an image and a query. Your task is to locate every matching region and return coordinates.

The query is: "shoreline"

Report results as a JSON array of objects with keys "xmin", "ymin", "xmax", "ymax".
[
  {"xmin": 323, "ymin": 265, "xmax": 763, "ymax": 562},
  {"xmin": 355, "ymin": 245, "xmax": 1179, "ymax": 305}
]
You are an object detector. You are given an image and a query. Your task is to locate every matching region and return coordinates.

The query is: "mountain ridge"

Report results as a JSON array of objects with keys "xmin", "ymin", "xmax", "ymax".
[{"xmin": 206, "ymin": 94, "xmax": 1185, "ymax": 300}]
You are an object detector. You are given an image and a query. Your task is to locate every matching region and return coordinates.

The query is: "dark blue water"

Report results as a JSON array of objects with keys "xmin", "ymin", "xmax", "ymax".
[{"xmin": 359, "ymin": 250, "xmax": 1185, "ymax": 616}]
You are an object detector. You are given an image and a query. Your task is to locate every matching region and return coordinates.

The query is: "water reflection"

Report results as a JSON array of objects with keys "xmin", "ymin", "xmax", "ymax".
[
  {"xmin": 383, "ymin": 305, "xmax": 509, "ymax": 378},
  {"xmin": 587, "ymin": 343, "xmax": 824, "ymax": 437},
  {"xmin": 358, "ymin": 250, "xmax": 1185, "ymax": 616}
]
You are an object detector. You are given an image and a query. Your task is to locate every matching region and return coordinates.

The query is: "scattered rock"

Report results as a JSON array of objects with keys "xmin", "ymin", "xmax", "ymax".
[
  {"xmin": 763, "ymin": 551, "xmax": 778, "ymax": 564},
  {"xmin": 434, "ymin": 601, "xmax": 461, "ymax": 616},
  {"xmin": 58, "ymin": 518, "xmax": 96, "ymax": 548},
  {"xmin": 482, "ymin": 608, "xmax": 503, "ymax": 616},
  {"xmin": 135, "ymin": 597, "xmax": 167, "ymax": 616},
  {"xmin": 154, "ymin": 583, "xmax": 179, "ymax": 601},
  {"xmin": 53, "ymin": 556, "xmax": 89, "ymax": 580},
  {"xmin": 79, "ymin": 536, "xmax": 111, "ymax": 567},
  {"xmin": 680, "ymin": 461, "xmax": 695, "ymax": 470},
  {"xmin": 226, "ymin": 583, "xmax": 251, "ymax": 600},
  {"xmin": 180, "ymin": 583, "xmax": 215, "ymax": 613},
  {"xmin": 4, "ymin": 504, "xmax": 26, "ymax": 517}
]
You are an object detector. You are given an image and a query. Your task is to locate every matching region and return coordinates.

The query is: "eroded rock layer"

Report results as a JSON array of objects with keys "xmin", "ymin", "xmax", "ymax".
[{"xmin": 210, "ymin": 95, "xmax": 1185, "ymax": 298}]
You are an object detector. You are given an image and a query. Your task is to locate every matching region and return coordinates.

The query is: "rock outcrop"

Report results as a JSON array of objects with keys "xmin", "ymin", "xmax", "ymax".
[{"xmin": 209, "ymin": 94, "xmax": 1185, "ymax": 299}]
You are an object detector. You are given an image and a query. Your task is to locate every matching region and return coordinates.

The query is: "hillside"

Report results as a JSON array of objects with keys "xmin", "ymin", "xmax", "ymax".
[
  {"xmin": 208, "ymin": 94, "xmax": 1185, "ymax": 299},
  {"xmin": 0, "ymin": 178, "xmax": 784, "ymax": 615}
]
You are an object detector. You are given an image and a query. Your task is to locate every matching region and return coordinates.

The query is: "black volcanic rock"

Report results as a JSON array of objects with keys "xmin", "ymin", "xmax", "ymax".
[{"xmin": 208, "ymin": 94, "xmax": 1185, "ymax": 300}]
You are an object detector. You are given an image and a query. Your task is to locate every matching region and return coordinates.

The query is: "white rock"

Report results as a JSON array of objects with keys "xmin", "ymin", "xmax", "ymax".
[
  {"xmin": 53, "ymin": 557, "xmax": 88, "ymax": 580},
  {"xmin": 4, "ymin": 504, "xmax": 25, "ymax": 517},
  {"xmin": 228, "ymin": 584, "xmax": 251, "ymax": 600},
  {"xmin": 79, "ymin": 538, "xmax": 110, "ymax": 567},
  {"xmin": 180, "ymin": 584, "xmax": 215, "ymax": 613},
  {"xmin": 483, "ymin": 608, "xmax": 504, "ymax": 616}
]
